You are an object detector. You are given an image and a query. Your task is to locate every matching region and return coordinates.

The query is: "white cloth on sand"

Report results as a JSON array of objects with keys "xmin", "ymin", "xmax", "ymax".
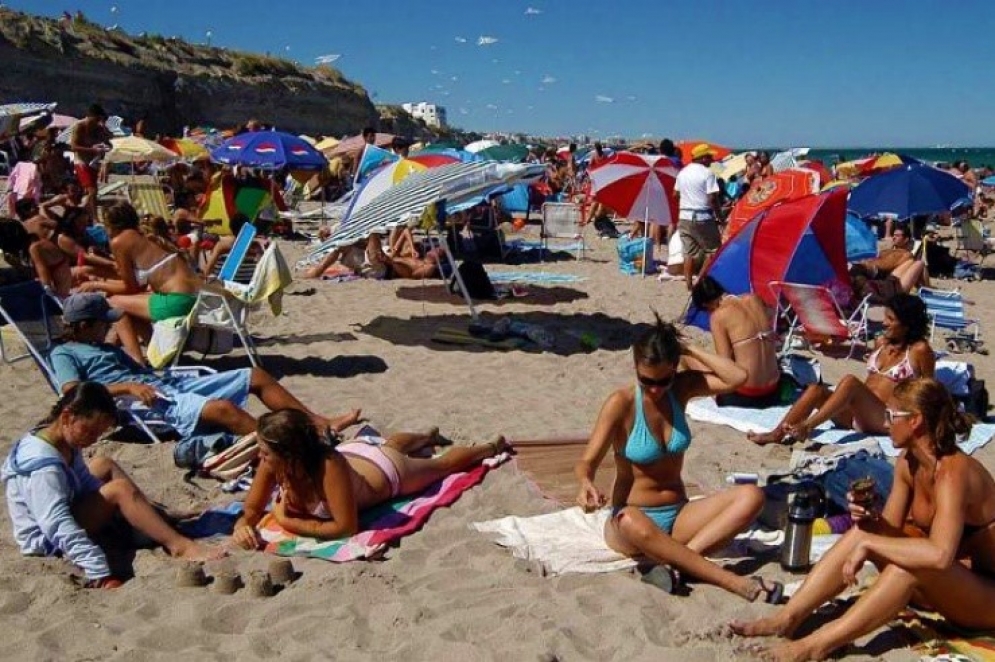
[{"xmin": 472, "ymin": 507, "xmax": 783, "ymax": 576}]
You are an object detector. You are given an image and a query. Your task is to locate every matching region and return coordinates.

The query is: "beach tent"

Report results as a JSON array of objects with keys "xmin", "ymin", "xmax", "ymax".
[
  {"xmin": 686, "ymin": 188, "xmax": 851, "ymax": 330},
  {"xmin": 497, "ymin": 183, "xmax": 532, "ymax": 214},
  {"xmin": 845, "ymin": 212, "xmax": 878, "ymax": 262}
]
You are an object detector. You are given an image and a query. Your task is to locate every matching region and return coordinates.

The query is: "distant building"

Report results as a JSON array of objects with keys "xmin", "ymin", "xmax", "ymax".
[{"xmin": 402, "ymin": 102, "xmax": 447, "ymax": 129}]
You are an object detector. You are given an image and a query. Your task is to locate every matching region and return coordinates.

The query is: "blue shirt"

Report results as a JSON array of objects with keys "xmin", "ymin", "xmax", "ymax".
[{"xmin": 50, "ymin": 342, "xmax": 164, "ymax": 391}]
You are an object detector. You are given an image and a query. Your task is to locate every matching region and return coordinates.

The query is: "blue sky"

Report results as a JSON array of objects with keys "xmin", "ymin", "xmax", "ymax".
[{"xmin": 9, "ymin": 1, "xmax": 995, "ymax": 146}]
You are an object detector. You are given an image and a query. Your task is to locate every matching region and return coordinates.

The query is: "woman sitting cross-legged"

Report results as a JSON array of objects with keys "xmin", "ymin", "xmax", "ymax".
[
  {"xmin": 731, "ymin": 378, "xmax": 995, "ymax": 661},
  {"xmin": 1, "ymin": 382, "xmax": 223, "ymax": 588},
  {"xmin": 231, "ymin": 410, "xmax": 509, "ymax": 548},
  {"xmin": 748, "ymin": 293, "xmax": 934, "ymax": 445},
  {"xmin": 574, "ymin": 316, "xmax": 782, "ymax": 602}
]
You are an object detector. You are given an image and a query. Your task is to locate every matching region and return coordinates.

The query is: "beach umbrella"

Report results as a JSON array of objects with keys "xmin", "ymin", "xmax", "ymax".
[
  {"xmin": 725, "ymin": 168, "xmax": 821, "ymax": 239},
  {"xmin": 982, "ymin": 175, "xmax": 995, "ymax": 187},
  {"xmin": 588, "ymin": 151, "xmax": 679, "ymax": 275},
  {"xmin": 796, "ymin": 160, "xmax": 832, "ymax": 185},
  {"xmin": 211, "ymin": 131, "xmax": 328, "ymax": 171},
  {"xmin": 478, "ymin": 143, "xmax": 530, "ymax": 162},
  {"xmin": 676, "ymin": 140, "xmax": 732, "ymax": 162},
  {"xmin": 55, "ymin": 115, "xmax": 129, "ymax": 144},
  {"xmin": 413, "ymin": 141, "xmax": 462, "ymax": 153},
  {"xmin": 104, "ymin": 136, "xmax": 178, "ymax": 164},
  {"xmin": 18, "ymin": 112, "xmax": 77, "ymax": 132},
  {"xmin": 407, "ymin": 153, "xmax": 461, "ymax": 169},
  {"xmin": 326, "ymin": 133, "xmax": 396, "ymax": 158},
  {"xmin": 1, "ymin": 102, "xmax": 56, "ymax": 139},
  {"xmin": 845, "ymin": 212, "xmax": 878, "ymax": 262},
  {"xmin": 465, "ymin": 139, "xmax": 500, "ymax": 153},
  {"xmin": 315, "ymin": 136, "xmax": 340, "ymax": 152},
  {"xmin": 344, "ymin": 158, "xmax": 430, "ymax": 218},
  {"xmin": 160, "ymin": 137, "xmax": 210, "ymax": 160},
  {"xmin": 848, "ymin": 163, "xmax": 971, "ymax": 220},
  {"xmin": 858, "ymin": 152, "xmax": 921, "ymax": 176},
  {"xmin": 712, "ymin": 151, "xmax": 751, "ymax": 180}
]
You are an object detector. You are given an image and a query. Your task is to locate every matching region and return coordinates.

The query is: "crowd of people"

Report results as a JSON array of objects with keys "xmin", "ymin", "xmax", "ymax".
[{"xmin": 2, "ymin": 106, "xmax": 995, "ymax": 661}]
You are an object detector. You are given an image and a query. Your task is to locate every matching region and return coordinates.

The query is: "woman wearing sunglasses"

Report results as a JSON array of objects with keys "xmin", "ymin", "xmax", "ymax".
[
  {"xmin": 575, "ymin": 316, "xmax": 782, "ymax": 602},
  {"xmin": 732, "ymin": 378, "xmax": 995, "ymax": 660},
  {"xmin": 748, "ymin": 293, "xmax": 934, "ymax": 445}
]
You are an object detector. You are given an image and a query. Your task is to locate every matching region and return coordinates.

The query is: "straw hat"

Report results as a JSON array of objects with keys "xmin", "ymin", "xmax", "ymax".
[{"xmin": 691, "ymin": 144, "xmax": 715, "ymax": 160}]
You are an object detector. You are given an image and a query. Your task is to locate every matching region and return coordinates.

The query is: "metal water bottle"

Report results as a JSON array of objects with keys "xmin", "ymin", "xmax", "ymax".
[{"xmin": 780, "ymin": 482, "xmax": 825, "ymax": 572}]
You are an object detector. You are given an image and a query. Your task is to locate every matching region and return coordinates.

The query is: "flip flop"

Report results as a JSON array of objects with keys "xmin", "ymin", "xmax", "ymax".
[
  {"xmin": 640, "ymin": 565, "xmax": 682, "ymax": 595},
  {"xmin": 752, "ymin": 576, "xmax": 785, "ymax": 604}
]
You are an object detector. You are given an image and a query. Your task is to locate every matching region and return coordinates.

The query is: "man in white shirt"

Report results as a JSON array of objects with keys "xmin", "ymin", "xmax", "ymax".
[{"xmin": 674, "ymin": 144, "xmax": 722, "ymax": 290}]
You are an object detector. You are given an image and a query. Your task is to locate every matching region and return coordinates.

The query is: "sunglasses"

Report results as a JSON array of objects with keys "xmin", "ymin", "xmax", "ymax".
[
  {"xmin": 637, "ymin": 372, "xmax": 676, "ymax": 389},
  {"xmin": 885, "ymin": 409, "xmax": 913, "ymax": 425}
]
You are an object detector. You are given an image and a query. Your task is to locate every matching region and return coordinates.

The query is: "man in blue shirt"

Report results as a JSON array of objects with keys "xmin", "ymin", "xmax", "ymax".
[{"xmin": 51, "ymin": 294, "xmax": 360, "ymax": 448}]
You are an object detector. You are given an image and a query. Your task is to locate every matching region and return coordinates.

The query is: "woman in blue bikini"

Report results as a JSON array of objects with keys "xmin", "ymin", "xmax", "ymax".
[{"xmin": 575, "ymin": 316, "xmax": 782, "ymax": 601}]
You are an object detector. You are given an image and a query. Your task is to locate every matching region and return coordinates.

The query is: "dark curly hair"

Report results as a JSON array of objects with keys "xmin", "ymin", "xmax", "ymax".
[
  {"xmin": 633, "ymin": 312, "xmax": 682, "ymax": 366},
  {"xmin": 256, "ymin": 410, "xmax": 337, "ymax": 506},
  {"xmin": 886, "ymin": 293, "xmax": 930, "ymax": 345}
]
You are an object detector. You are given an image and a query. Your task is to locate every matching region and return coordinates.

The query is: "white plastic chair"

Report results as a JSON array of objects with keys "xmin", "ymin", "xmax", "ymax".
[{"xmin": 540, "ymin": 201, "xmax": 586, "ymax": 260}]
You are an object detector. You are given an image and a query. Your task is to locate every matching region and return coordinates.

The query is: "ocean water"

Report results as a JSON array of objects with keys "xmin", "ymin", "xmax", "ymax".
[{"xmin": 803, "ymin": 147, "xmax": 995, "ymax": 168}]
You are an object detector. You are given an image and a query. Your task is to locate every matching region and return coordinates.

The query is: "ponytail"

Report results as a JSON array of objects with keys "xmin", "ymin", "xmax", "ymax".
[{"xmin": 893, "ymin": 378, "xmax": 973, "ymax": 456}]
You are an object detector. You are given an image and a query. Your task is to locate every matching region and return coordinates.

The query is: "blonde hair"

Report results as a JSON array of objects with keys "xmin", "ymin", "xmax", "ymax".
[{"xmin": 893, "ymin": 378, "xmax": 973, "ymax": 456}]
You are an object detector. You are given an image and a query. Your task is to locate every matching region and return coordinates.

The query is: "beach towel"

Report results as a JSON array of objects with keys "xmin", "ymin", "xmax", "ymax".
[
  {"xmin": 224, "ymin": 243, "xmax": 293, "ymax": 316},
  {"xmin": 506, "ymin": 239, "xmax": 586, "ymax": 253},
  {"xmin": 685, "ymin": 398, "xmax": 995, "ymax": 457},
  {"xmin": 431, "ymin": 326, "xmax": 527, "ymax": 350},
  {"xmin": 472, "ymin": 507, "xmax": 785, "ymax": 576},
  {"xmin": 893, "ymin": 609, "xmax": 995, "ymax": 661},
  {"xmin": 486, "ymin": 271, "xmax": 584, "ymax": 284}
]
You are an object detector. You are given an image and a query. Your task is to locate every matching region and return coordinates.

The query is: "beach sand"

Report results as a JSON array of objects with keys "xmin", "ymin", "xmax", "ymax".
[{"xmin": 1, "ymin": 228, "xmax": 991, "ymax": 661}]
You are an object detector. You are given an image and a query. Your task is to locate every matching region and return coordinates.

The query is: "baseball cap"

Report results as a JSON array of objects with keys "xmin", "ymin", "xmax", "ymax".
[
  {"xmin": 63, "ymin": 293, "xmax": 123, "ymax": 324},
  {"xmin": 691, "ymin": 144, "xmax": 715, "ymax": 160}
]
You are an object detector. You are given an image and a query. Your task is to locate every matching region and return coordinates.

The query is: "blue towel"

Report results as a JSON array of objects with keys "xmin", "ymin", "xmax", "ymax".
[{"xmin": 487, "ymin": 271, "xmax": 584, "ymax": 284}]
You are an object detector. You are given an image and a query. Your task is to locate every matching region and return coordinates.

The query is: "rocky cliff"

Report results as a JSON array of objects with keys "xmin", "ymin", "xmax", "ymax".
[{"xmin": 0, "ymin": 9, "xmax": 382, "ymax": 137}]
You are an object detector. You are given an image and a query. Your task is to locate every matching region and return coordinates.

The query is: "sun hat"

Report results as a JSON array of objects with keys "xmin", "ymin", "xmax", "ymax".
[
  {"xmin": 62, "ymin": 293, "xmax": 123, "ymax": 324},
  {"xmin": 691, "ymin": 144, "xmax": 715, "ymax": 160}
]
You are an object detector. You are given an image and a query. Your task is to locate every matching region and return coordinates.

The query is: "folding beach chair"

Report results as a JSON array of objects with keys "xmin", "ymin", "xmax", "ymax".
[
  {"xmin": 917, "ymin": 286, "xmax": 983, "ymax": 353},
  {"xmin": 954, "ymin": 218, "xmax": 992, "ymax": 266},
  {"xmin": 126, "ymin": 175, "xmax": 172, "ymax": 220},
  {"xmin": 0, "ymin": 281, "xmax": 213, "ymax": 443},
  {"xmin": 209, "ymin": 221, "xmax": 260, "ymax": 285},
  {"xmin": 540, "ymin": 201, "xmax": 587, "ymax": 260},
  {"xmin": 769, "ymin": 281, "xmax": 872, "ymax": 359}
]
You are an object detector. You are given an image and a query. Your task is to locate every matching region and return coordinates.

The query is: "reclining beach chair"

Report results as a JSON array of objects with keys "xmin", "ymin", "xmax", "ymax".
[
  {"xmin": 540, "ymin": 202, "xmax": 587, "ymax": 260},
  {"xmin": 917, "ymin": 286, "xmax": 983, "ymax": 353},
  {"xmin": 126, "ymin": 175, "xmax": 172, "ymax": 220},
  {"xmin": 954, "ymin": 218, "xmax": 992, "ymax": 267},
  {"xmin": 0, "ymin": 281, "xmax": 214, "ymax": 443},
  {"xmin": 769, "ymin": 281, "xmax": 872, "ymax": 360}
]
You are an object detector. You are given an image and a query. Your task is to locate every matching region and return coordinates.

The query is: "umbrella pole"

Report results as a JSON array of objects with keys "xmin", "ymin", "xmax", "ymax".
[
  {"xmin": 642, "ymin": 208, "xmax": 650, "ymax": 278},
  {"xmin": 435, "ymin": 199, "xmax": 479, "ymax": 322}
]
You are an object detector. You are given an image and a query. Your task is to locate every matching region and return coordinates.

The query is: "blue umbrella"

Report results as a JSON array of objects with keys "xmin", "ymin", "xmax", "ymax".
[
  {"xmin": 211, "ymin": 131, "xmax": 328, "ymax": 171},
  {"xmin": 848, "ymin": 163, "xmax": 970, "ymax": 219},
  {"xmin": 982, "ymin": 175, "xmax": 995, "ymax": 187},
  {"xmin": 845, "ymin": 212, "xmax": 878, "ymax": 262}
]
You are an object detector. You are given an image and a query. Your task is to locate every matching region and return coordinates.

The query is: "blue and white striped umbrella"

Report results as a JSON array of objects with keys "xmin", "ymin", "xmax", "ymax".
[
  {"xmin": 304, "ymin": 162, "xmax": 544, "ymax": 262},
  {"xmin": 0, "ymin": 102, "xmax": 57, "ymax": 139}
]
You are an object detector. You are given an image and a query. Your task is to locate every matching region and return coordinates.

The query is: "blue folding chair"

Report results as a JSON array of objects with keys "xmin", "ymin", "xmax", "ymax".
[
  {"xmin": 917, "ymin": 286, "xmax": 984, "ymax": 353},
  {"xmin": 217, "ymin": 222, "xmax": 258, "ymax": 284}
]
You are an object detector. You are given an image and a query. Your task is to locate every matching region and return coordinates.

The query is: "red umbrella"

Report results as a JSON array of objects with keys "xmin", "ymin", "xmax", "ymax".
[
  {"xmin": 796, "ymin": 160, "xmax": 832, "ymax": 185},
  {"xmin": 326, "ymin": 132, "xmax": 396, "ymax": 158},
  {"xmin": 407, "ymin": 153, "xmax": 460, "ymax": 168},
  {"xmin": 676, "ymin": 140, "xmax": 732, "ymax": 163},
  {"xmin": 588, "ymin": 151, "xmax": 679, "ymax": 224},
  {"xmin": 725, "ymin": 169, "xmax": 820, "ymax": 239}
]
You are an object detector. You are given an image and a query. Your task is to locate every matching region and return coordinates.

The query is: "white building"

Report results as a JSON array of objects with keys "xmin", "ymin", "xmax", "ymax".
[{"xmin": 402, "ymin": 102, "xmax": 447, "ymax": 128}]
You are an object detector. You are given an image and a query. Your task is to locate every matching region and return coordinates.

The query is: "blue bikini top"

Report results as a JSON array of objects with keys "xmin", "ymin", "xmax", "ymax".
[{"xmin": 621, "ymin": 385, "xmax": 691, "ymax": 464}]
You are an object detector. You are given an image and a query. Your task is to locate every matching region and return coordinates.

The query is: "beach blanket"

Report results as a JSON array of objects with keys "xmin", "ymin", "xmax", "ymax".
[
  {"xmin": 685, "ymin": 397, "xmax": 995, "ymax": 457},
  {"xmin": 185, "ymin": 454, "xmax": 507, "ymax": 561},
  {"xmin": 486, "ymin": 271, "xmax": 585, "ymax": 284},
  {"xmin": 506, "ymin": 239, "xmax": 586, "ymax": 253},
  {"xmin": 472, "ymin": 507, "xmax": 784, "ymax": 576},
  {"xmin": 432, "ymin": 326, "xmax": 527, "ymax": 350},
  {"xmin": 894, "ymin": 609, "xmax": 995, "ymax": 661}
]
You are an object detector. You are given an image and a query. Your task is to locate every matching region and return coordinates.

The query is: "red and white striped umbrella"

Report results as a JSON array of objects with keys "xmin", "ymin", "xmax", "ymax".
[{"xmin": 588, "ymin": 152, "xmax": 679, "ymax": 225}]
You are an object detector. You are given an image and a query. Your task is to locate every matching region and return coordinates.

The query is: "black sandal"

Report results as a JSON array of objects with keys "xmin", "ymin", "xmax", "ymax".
[
  {"xmin": 640, "ymin": 565, "xmax": 683, "ymax": 595},
  {"xmin": 752, "ymin": 576, "xmax": 784, "ymax": 604}
]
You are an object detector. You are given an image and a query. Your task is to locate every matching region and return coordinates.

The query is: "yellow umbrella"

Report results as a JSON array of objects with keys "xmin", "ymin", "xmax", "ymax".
[
  {"xmin": 712, "ymin": 152, "xmax": 750, "ymax": 180},
  {"xmin": 315, "ymin": 136, "xmax": 340, "ymax": 152},
  {"xmin": 160, "ymin": 137, "xmax": 209, "ymax": 160},
  {"xmin": 105, "ymin": 136, "xmax": 177, "ymax": 164}
]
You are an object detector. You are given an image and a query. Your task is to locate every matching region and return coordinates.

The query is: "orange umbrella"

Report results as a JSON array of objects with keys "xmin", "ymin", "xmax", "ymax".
[
  {"xmin": 676, "ymin": 140, "xmax": 732, "ymax": 163},
  {"xmin": 725, "ymin": 169, "xmax": 820, "ymax": 239}
]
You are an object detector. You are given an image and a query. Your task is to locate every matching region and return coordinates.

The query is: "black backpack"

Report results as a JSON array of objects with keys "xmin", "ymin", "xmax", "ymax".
[
  {"xmin": 449, "ymin": 260, "xmax": 496, "ymax": 300},
  {"xmin": 593, "ymin": 216, "xmax": 621, "ymax": 239}
]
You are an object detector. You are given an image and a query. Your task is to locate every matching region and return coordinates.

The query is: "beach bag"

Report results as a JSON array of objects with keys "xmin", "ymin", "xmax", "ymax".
[
  {"xmin": 955, "ymin": 378, "xmax": 989, "ymax": 418},
  {"xmin": 449, "ymin": 259, "xmax": 496, "ymax": 300},
  {"xmin": 617, "ymin": 236, "xmax": 655, "ymax": 275},
  {"xmin": 187, "ymin": 326, "xmax": 234, "ymax": 355},
  {"xmin": 594, "ymin": 216, "xmax": 621, "ymax": 239},
  {"xmin": 199, "ymin": 433, "xmax": 259, "ymax": 480}
]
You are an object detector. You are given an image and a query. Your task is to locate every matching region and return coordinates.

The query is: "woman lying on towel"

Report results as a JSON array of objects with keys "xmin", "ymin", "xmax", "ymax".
[
  {"xmin": 732, "ymin": 378, "xmax": 995, "ymax": 661},
  {"xmin": 1, "ymin": 383, "xmax": 223, "ymax": 588},
  {"xmin": 75, "ymin": 202, "xmax": 203, "ymax": 364},
  {"xmin": 691, "ymin": 276, "xmax": 789, "ymax": 408},
  {"xmin": 302, "ymin": 231, "xmax": 441, "ymax": 281},
  {"xmin": 575, "ymin": 317, "xmax": 781, "ymax": 602},
  {"xmin": 231, "ymin": 410, "xmax": 509, "ymax": 548},
  {"xmin": 748, "ymin": 293, "xmax": 934, "ymax": 445}
]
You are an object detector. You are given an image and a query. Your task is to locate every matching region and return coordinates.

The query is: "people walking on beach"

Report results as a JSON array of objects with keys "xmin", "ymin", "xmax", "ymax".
[
  {"xmin": 691, "ymin": 276, "xmax": 790, "ymax": 408},
  {"xmin": 574, "ymin": 317, "xmax": 782, "ymax": 602},
  {"xmin": 731, "ymin": 378, "xmax": 995, "ymax": 661},
  {"xmin": 674, "ymin": 144, "xmax": 723, "ymax": 290},
  {"xmin": 231, "ymin": 409, "xmax": 509, "ymax": 548},
  {"xmin": 748, "ymin": 294, "xmax": 934, "ymax": 445},
  {"xmin": 69, "ymin": 104, "xmax": 113, "ymax": 223},
  {"xmin": 1, "ymin": 382, "xmax": 223, "ymax": 588}
]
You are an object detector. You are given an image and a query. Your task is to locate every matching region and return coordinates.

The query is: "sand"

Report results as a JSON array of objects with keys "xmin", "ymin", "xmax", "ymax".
[{"xmin": 1, "ymin": 227, "xmax": 991, "ymax": 661}]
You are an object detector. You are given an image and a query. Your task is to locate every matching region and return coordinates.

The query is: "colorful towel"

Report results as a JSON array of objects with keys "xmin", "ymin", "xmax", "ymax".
[
  {"xmin": 486, "ymin": 271, "xmax": 585, "ymax": 284},
  {"xmin": 225, "ymin": 243, "xmax": 293, "ymax": 316},
  {"xmin": 506, "ymin": 239, "xmax": 586, "ymax": 253},
  {"xmin": 432, "ymin": 326, "xmax": 527, "ymax": 350},
  {"xmin": 893, "ymin": 609, "xmax": 995, "ymax": 661},
  {"xmin": 686, "ymin": 397, "xmax": 995, "ymax": 457}
]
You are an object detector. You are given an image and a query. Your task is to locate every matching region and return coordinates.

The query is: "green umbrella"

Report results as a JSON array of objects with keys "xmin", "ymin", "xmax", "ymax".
[
  {"xmin": 414, "ymin": 141, "xmax": 462, "ymax": 154},
  {"xmin": 478, "ymin": 143, "xmax": 530, "ymax": 162}
]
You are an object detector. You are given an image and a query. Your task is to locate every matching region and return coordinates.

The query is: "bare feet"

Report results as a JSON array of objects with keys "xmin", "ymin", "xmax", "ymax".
[
  {"xmin": 487, "ymin": 436, "xmax": 512, "ymax": 456},
  {"xmin": 747, "ymin": 425, "xmax": 788, "ymax": 446},
  {"xmin": 170, "ymin": 539, "xmax": 228, "ymax": 562},
  {"xmin": 750, "ymin": 640, "xmax": 822, "ymax": 662},
  {"xmin": 729, "ymin": 611, "xmax": 798, "ymax": 638},
  {"xmin": 784, "ymin": 423, "xmax": 811, "ymax": 443}
]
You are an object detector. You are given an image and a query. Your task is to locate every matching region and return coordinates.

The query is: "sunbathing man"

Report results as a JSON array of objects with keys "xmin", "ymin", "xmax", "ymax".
[
  {"xmin": 748, "ymin": 294, "xmax": 934, "ymax": 445},
  {"xmin": 691, "ymin": 276, "xmax": 788, "ymax": 408},
  {"xmin": 850, "ymin": 226, "xmax": 928, "ymax": 299},
  {"xmin": 50, "ymin": 293, "xmax": 359, "ymax": 443}
]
